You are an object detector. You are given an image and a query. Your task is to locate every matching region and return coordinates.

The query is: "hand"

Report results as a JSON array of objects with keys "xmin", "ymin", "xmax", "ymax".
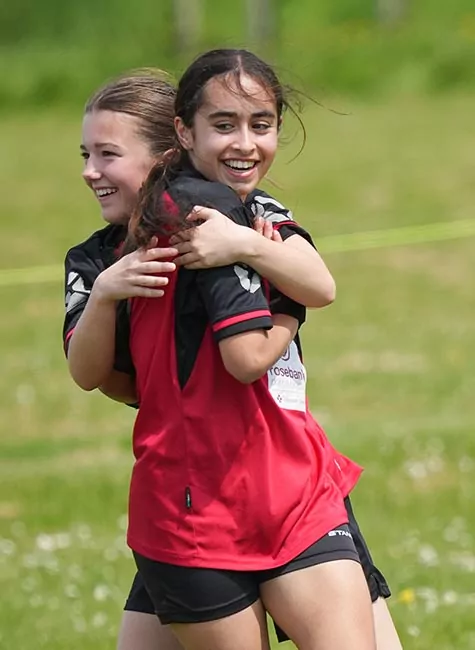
[
  {"xmin": 170, "ymin": 206, "xmax": 254, "ymax": 269},
  {"xmin": 93, "ymin": 237, "xmax": 178, "ymax": 301},
  {"xmin": 253, "ymin": 216, "xmax": 283, "ymax": 243}
]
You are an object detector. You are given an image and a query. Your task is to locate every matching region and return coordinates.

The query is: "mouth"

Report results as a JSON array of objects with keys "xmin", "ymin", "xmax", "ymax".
[
  {"xmin": 94, "ymin": 187, "xmax": 118, "ymax": 200},
  {"xmin": 222, "ymin": 159, "xmax": 259, "ymax": 177}
]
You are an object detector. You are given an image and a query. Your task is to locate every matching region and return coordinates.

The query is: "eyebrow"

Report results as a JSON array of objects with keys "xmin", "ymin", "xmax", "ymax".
[
  {"xmin": 207, "ymin": 110, "xmax": 276, "ymax": 120},
  {"xmin": 79, "ymin": 142, "xmax": 119, "ymax": 151}
]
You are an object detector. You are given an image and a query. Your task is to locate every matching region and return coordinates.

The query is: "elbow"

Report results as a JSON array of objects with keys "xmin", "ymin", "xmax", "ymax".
[
  {"xmin": 309, "ymin": 278, "xmax": 336, "ymax": 308},
  {"xmin": 230, "ymin": 369, "xmax": 263, "ymax": 385},
  {"xmin": 71, "ymin": 375, "xmax": 100, "ymax": 392},
  {"xmin": 68, "ymin": 362, "xmax": 102, "ymax": 392},
  {"xmin": 223, "ymin": 358, "xmax": 266, "ymax": 385}
]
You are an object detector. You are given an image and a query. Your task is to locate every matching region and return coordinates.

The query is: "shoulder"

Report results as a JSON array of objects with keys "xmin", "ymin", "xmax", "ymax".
[
  {"xmin": 65, "ymin": 224, "xmax": 125, "ymax": 262},
  {"xmin": 170, "ymin": 175, "xmax": 244, "ymax": 214},
  {"xmin": 246, "ymin": 189, "xmax": 294, "ymax": 223},
  {"xmin": 66, "ymin": 224, "xmax": 125, "ymax": 258},
  {"xmin": 64, "ymin": 224, "xmax": 125, "ymax": 300},
  {"xmin": 65, "ymin": 224, "xmax": 125, "ymax": 278}
]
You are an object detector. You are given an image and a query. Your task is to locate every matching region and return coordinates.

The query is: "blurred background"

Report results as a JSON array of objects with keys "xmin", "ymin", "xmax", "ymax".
[{"xmin": 1, "ymin": 1, "xmax": 475, "ymax": 648}]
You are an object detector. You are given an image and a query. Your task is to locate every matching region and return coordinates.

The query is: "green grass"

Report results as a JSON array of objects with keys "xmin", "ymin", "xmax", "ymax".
[{"xmin": 1, "ymin": 92, "xmax": 475, "ymax": 648}]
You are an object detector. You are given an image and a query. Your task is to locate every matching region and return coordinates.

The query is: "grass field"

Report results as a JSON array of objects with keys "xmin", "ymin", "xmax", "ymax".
[{"xmin": 1, "ymin": 92, "xmax": 475, "ymax": 649}]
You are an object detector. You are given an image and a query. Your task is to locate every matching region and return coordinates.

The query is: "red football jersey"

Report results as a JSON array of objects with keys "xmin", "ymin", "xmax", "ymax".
[{"xmin": 126, "ymin": 170, "xmax": 361, "ymax": 570}]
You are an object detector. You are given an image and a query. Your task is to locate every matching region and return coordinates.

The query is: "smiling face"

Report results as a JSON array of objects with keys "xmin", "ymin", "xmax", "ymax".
[
  {"xmin": 174, "ymin": 74, "xmax": 279, "ymax": 200},
  {"xmin": 81, "ymin": 110, "xmax": 157, "ymax": 225}
]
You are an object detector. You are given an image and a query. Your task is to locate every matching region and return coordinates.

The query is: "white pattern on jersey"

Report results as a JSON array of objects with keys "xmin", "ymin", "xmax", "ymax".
[
  {"xmin": 250, "ymin": 194, "xmax": 294, "ymax": 223},
  {"xmin": 65, "ymin": 272, "xmax": 90, "ymax": 313},
  {"xmin": 233, "ymin": 265, "xmax": 261, "ymax": 293}
]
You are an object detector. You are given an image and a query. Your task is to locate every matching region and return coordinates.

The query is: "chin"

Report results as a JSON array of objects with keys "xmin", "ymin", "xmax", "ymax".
[{"xmin": 102, "ymin": 214, "xmax": 126, "ymax": 226}]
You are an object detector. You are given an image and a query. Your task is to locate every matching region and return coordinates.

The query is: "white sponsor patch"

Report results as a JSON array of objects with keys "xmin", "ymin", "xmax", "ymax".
[
  {"xmin": 65, "ymin": 272, "xmax": 90, "ymax": 313},
  {"xmin": 233, "ymin": 265, "xmax": 261, "ymax": 293},
  {"xmin": 267, "ymin": 341, "xmax": 307, "ymax": 412}
]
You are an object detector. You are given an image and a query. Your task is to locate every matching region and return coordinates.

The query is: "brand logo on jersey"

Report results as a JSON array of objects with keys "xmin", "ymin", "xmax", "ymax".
[
  {"xmin": 250, "ymin": 195, "xmax": 294, "ymax": 223},
  {"xmin": 65, "ymin": 272, "xmax": 90, "ymax": 313},
  {"xmin": 281, "ymin": 346, "xmax": 291, "ymax": 362},
  {"xmin": 233, "ymin": 265, "xmax": 261, "ymax": 293},
  {"xmin": 328, "ymin": 528, "xmax": 353, "ymax": 538}
]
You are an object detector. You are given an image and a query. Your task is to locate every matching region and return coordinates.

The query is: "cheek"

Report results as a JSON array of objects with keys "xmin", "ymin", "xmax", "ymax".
[
  {"xmin": 263, "ymin": 137, "xmax": 278, "ymax": 164},
  {"xmin": 125, "ymin": 165, "xmax": 153, "ymax": 194}
]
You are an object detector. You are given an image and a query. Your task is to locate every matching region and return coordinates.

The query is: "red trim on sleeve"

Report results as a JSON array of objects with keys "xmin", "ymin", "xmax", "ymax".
[
  {"xmin": 64, "ymin": 328, "xmax": 75, "ymax": 352},
  {"xmin": 213, "ymin": 310, "xmax": 271, "ymax": 333},
  {"xmin": 272, "ymin": 220, "xmax": 296, "ymax": 230}
]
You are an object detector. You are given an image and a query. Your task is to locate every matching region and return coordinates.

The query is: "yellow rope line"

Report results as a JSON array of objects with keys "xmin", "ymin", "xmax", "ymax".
[{"xmin": 1, "ymin": 218, "xmax": 474, "ymax": 288}]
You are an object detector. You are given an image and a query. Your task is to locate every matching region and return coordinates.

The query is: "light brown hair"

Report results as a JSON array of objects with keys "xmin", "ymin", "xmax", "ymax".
[{"xmin": 85, "ymin": 68, "xmax": 177, "ymax": 158}]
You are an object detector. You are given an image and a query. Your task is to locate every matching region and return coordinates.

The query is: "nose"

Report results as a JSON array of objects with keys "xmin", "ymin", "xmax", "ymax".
[
  {"xmin": 232, "ymin": 126, "xmax": 256, "ymax": 156},
  {"xmin": 82, "ymin": 157, "xmax": 101, "ymax": 183}
]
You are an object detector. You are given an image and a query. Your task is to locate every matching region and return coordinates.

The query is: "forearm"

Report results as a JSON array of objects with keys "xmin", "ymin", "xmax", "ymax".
[
  {"xmin": 67, "ymin": 290, "xmax": 118, "ymax": 391},
  {"xmin": 220, "ymin": 314, "xmax": 297, "ymax": 384},
  {"xmin": 241, "ymin": 231, "xmax": 335, "ymax": 308},
  {"xmin": 255, "ymin": 314, "xmax": 298, "ymax": 372}
]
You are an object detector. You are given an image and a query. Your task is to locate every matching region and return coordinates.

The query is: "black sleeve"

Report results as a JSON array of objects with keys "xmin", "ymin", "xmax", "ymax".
[
  {"xmin": 246, "ymin": 190, "xmax": 308, "ymax": 326},
  {"xmin": 63, "ymin": 246, "xmax": 100, "ymax": 354},
  {"xmin": 268, "ymin": 289, "xmax": 306, "ymax": 327},
  {"xmin": 246, "ymin": 189, "xmax": 316, "ymax": 248},
  {"xmin": 114, "ymin": 300, "xmax": 135, "ymax": 376},
  {"xmin": 197, "ymin": 263, "xmax": 273, "ymax": 342},
  {"xmin": 63, "ymin": 243, "xmax": 135, "ymax": 376},
  {"xmin": 168, "ymin": 176, "xmax": 274, "ymax": 339}
]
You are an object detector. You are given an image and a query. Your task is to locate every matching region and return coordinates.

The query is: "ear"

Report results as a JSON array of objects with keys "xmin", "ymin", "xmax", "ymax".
[{"xmin": 174, "ymin": 116, "xmax": 194, "ymax": 151}]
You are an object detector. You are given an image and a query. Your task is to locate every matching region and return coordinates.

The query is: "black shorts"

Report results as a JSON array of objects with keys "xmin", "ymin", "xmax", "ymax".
[
  {"xmin": 124, "ymin": 497, "xmax": 391, "ymax": 634},
  {"xmin": 133, "ymin": 523, "xmax": 358, "ymax": 624}
]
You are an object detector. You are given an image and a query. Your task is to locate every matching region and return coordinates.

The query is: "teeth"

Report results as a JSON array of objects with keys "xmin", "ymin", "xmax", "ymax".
[
  {"xmin": 224, "ymin": 160, "xmax": 256, "ymax": 170},
  {"xmin": 96, "ymin": 188, "xmax": 117, "ymax": 197}
]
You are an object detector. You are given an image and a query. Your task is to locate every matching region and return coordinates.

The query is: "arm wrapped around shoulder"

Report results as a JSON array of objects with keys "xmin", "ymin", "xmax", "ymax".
[{"xmin": 218, "ymin": 314, "xmax": 298, "ymax": 384}]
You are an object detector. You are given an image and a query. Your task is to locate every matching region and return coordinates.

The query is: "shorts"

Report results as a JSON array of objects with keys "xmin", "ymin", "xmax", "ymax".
[
  {"xmin": 133, "ymin": 523, "xmax": 358, "ymax": 624},
  {"xmin": 124, "ymin": 497, "xmax": 391, "ymax": 636}
]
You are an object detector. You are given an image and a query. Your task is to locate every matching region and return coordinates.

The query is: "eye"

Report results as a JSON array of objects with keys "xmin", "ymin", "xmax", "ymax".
[
  {"xmin": 214, "ymin": 122, "xmax": 234, "ymax": 132},
  {"xmin": 253, "ymin": 122, "xmax": 272, "ymax": 132},
  {"xmin": 80, "ymin": 151, "xmax": 89, "ymax": 160},
  {"xmin": 101, "ymin": 150, "xmax": 118, "ymax": 157}
]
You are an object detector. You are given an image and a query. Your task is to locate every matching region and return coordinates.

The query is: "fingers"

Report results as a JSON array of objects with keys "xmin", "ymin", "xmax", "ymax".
[
  {"xmin": 134, "ymin": 274, "xmax": 170, "ymax": 288},
  {"xmin": 139, "ymin": 261, "xmax": 176, "ymax": 274},
  {"xmin": 186, "ymin": 205, "xmax": 215, "ymax": 222},
  {"xmin": 253, "ymin": 216, "xmax": 264, "ymax": 235},
  {"xmin": 173, "ymin": 241, "xmax": 194, "ymax": 255},
  {"xmin": 174, "ymin": 253, "xmax": 202, "ymax": 268},
  {"xmin": 263, "ymin": 220, "xmax": 274, "ymax": 239},
  {"xmin": 253, "ymin": 217, "xmax": 281, "ymax": 242},
  {"xmin": 142, "ymin": 247, "xmax": 179, "ymax": 260},
  {"xmin": 132, "ymin": 287, "xmax": 166, "ymax": 298},
  {"xmin": 170, "ymin": 230, "xmax": 193, "ymax": 244}
]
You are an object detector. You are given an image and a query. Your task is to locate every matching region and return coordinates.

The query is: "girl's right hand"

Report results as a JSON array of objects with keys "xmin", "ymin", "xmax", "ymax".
[{"xmin": 93, "ymin": 240, "xmax": 178, "ymax": 302}]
